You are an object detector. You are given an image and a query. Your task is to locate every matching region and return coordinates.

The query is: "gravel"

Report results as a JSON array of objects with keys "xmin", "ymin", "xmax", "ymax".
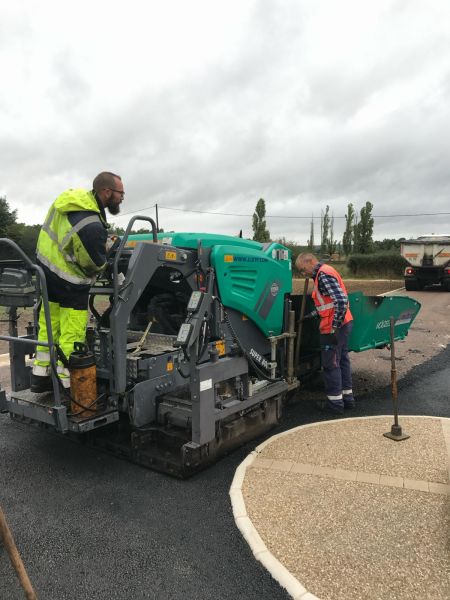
[{"xmin": 243, "ymin": 466, "xmax": 450, "ymax": 600}]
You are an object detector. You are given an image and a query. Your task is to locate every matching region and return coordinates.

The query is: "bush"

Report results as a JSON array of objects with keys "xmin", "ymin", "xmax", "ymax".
[{"xmin": 347, "ymin": 252, "xmax": 407, "ymax": 277}]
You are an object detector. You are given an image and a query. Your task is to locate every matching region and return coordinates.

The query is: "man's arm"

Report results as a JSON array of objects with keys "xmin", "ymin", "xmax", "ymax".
[{"xmin": 67, "ymin": 212, "xmax": 108, "ymax": 277}]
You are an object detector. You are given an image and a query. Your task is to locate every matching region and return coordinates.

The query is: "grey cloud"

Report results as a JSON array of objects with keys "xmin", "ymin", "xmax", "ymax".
[{"xmin": 2, "ymin": 0, "xmax": 450, "ymax": 242}]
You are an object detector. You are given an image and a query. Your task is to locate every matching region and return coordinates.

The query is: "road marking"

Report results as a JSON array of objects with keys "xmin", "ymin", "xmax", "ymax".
[{"xmin": 377, "ymin": 286, "xmax": 406, "ymax": 296}]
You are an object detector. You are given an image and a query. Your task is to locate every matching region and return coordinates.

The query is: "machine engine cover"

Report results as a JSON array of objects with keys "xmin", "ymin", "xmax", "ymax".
[{"xmin": 0, "ymin": 264, "xmax": 36, "ymax": 307}]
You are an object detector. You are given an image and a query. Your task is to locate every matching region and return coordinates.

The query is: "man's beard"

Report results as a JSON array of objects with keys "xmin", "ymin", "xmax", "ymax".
[{"xmin": 107, "ymin": 200, "xmax": 121, "ymax": 216}]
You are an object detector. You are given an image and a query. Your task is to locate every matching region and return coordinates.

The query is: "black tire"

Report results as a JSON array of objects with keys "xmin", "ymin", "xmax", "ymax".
[
  {"xmin": 443, "ymin": 279, "xmax": 450, "ymax": 292},
  {"xmin": 405, "ymin": 278, "xmax": 419, "ymax": 291}
]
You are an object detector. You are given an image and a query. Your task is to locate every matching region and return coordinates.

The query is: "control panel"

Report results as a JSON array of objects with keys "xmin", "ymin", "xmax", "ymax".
[
  {"xmin": 175, "ymin": 323, "xmax": 192, "ymax": 347},
  {"xmin": 187, "ymin": 291, "xmax": 203, "ymax": 313}
]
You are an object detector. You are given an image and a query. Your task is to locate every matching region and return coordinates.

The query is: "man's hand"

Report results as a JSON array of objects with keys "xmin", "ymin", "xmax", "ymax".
[
  {"xmin": 106, "ymin": 234, "xmax": 119, "ymax": 251},
  {"xmin": 320, "ymin": 332, "xmax": 338, "ymax": 347},
  {"xmin": 105, "ymin": 235, "xmax": 120, "ymax": 258},
  {"xmin": 300, "ymin": 310, "xmax": 318, "ymax": 323}
]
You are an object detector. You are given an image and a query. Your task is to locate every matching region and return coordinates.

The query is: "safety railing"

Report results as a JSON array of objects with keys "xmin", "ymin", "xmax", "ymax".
[
  {"xmin": 112, "ymin": 216, "xmax": 158, "ymax": 304},
  {"xmin": 0, "ymin": 238, "xmax": 62, "ymax": 405}
]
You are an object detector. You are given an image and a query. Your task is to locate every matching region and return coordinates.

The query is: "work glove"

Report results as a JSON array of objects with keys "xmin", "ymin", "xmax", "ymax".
[
  {"xmin": 300, "ymin": 310, "xmax": 318, "ymax": 323},
  {"xmin": 106, "ymin": 235, "xmax": 120, "ymax": 256},
  {"xmin": 320, "ymin": 332, "xmax": 338, "ymax": 348}
]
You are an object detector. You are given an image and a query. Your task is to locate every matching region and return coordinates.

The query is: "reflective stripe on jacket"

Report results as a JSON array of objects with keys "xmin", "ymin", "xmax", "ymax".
[
  {"xmin": 312, "ymin": 264, "xmax": 353, "ymax": 334},
  {"xmin": 36, "ymin": 189, "xmax": 108, "ymax": 286}
]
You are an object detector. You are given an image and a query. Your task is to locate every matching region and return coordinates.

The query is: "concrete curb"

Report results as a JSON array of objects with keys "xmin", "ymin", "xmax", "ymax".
[
  {"xmin": 230, "ymin": 451, "xmax": 314, "ymax": 600},
  {"xmin": 229, "ymin": 415, "xmax": 450, "ymax": 600}
]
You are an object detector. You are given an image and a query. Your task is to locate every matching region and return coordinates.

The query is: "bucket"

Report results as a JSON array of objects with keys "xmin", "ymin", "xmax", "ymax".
[{"xmin": 69, "ymin": 342, "xmax": 97, "ymax": 417}]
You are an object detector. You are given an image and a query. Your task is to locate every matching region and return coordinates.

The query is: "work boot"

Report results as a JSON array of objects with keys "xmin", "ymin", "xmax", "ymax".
[
  {"xmin": 325, "ymin": 400, "xmax": 345, "ymax": 415},
  {"xmin": 343, "ymin": 393, "xmax": 356, "ymax": 409},
  {"xmin": 30, "ymin": 374, "xmax": 53, "ymax": 393}
]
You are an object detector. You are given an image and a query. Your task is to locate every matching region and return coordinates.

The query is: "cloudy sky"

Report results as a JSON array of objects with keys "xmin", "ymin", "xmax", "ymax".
[{"xmin": 1, "ymin": 0, "xmax": 450, "ymax": 243}]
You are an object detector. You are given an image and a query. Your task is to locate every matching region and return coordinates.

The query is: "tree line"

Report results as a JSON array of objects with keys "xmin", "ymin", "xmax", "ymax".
[
  {"xmin": 252, "ymin": 198, "xmax": 404, "ymax": 256},
  {"xmin": 0, "ymin": 196, "xmax": 41, "ymax": 259},
  {"xmin": 0, "ymin": 193, "xmax": 404, "ymax": 262}
]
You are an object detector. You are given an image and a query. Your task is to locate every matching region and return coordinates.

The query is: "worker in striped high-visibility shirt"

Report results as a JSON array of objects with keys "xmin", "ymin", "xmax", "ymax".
[{"xmin": 295, "ymin": 253, "xmax": 354, "ymax": 415}]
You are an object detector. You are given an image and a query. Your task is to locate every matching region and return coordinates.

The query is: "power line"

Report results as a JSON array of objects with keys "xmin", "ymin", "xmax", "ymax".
[
  {"xmin": 115, "ymin": 203, "xmax": 450, "ymax": 220},
  {"xmin": 115, "ymin": 204, "xmax": 156, "ymax": 217}
]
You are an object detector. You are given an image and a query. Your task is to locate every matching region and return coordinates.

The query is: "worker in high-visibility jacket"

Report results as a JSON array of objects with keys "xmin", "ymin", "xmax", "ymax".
[
  {"xmin": 295, "ymin": 253, "xmax": 354, "ymax": 415},
  {"xmin": 30, "ymin": 171, "xmax": 124, "ymax": 393}
]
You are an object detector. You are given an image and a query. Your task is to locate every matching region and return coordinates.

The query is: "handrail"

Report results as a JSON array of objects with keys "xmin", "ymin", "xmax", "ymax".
[
  {"xmin": 110, "ymin": 216, "xmax": 157, "ymax": 394},
  {"xmin": 112, "ymin": 216, "xmax": 158, "ymax": 304},
  {"xmin": 0, "ymin": 238, "xmax": 61, "ymax": 405}
]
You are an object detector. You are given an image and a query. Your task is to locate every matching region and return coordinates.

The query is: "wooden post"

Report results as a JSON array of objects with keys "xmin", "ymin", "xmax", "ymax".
[{"xmin": 0, "ymin": 506, "xmax": 38, "ymax": 600}]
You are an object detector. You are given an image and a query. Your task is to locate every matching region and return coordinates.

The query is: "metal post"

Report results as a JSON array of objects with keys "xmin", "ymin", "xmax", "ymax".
[
  {"xmin": 294, "ymin": 277, "xmax": 309, "ymax": 368},
  {"xmin": 156, "ymin": 204, "xmax": 159, "ymax": 232},
  {"xmin": 383, "ymin": 316, "xmax": 410, "ymax": 441},
  {"xmin": 286, "ymin": 309, "xmax": 296, "ymax": 383}
]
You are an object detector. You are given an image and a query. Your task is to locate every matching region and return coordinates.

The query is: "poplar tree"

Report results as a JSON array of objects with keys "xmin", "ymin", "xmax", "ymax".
[
  {"xmin": 307, "ymin": 216, "xmax": 315, "ymax": 250},
  {"xmin": 353, "ymin": 201, "xmax": 374, "ymax": 254},
  {"xmin": 342, "ymin": 203, "xmax": 355, "ymax": 255},
  {"xmin": 326, "ymin": 213, "xmax": 337, "ymax": 255},
  {"xmin": 320, "ymin": 205, "xmax": 330, "ymax": 254},
  {"xmin": 252, "ymin": 198, "xmax": 271, "ymax": 242}
]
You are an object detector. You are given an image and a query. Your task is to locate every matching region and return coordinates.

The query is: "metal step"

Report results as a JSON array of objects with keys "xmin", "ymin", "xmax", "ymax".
[{"xmin": 6, "ymin": 389, "xmax": 118, "ymax": 433}]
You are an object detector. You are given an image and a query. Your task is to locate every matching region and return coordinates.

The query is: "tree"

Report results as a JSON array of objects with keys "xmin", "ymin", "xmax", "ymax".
[
  {"xmin": 320, "ymin": 205, "xmax": 330, "ymax": 254},
  {"xmin": 0, "ymin": 196, "xmax": 17, "ymax": 237},
  {"xmin": 326, "ymin": 212, "xmax": 337, "ymax": 256},
  {"xmin": 353, "ymin": 215, "xmax": 360, "ymax": 254},
  {"xmin": 307, "ymin": 216, "xmax": 315, "ymax": 250},
  {"xmin": 373, "ymin": 238, "xmax": 401, "ymax": 251},
  {"xmin": 354, "ymin": 201, "xmax": 374, "ymax": 254},
  {"xmin": 252, "ymin": 198, "xmax": 270, "ymax": 242},
  {"xmin": 8, "ymin": 223, "xmax": 41, "ymax": 258},
  {"xmin": 342, "ymin": 203, "xmax": 355, "ymax": 256}
]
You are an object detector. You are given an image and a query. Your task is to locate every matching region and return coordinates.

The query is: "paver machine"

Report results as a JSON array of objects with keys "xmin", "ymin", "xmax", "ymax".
[{"xmin": 0, "ymin": 217, "xmax": 421, "ymax": 476}]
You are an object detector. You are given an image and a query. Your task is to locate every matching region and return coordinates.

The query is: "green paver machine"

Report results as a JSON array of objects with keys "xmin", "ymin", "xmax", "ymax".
[{"xmin": 0, "ymin": 220, "xmax": 421, "ymax": 476}]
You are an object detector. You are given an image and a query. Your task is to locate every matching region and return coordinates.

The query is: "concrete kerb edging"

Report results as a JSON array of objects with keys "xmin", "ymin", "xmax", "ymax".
[{"xmin": 229, "ymin": 415, "xmax": 450, "ymax": 600}]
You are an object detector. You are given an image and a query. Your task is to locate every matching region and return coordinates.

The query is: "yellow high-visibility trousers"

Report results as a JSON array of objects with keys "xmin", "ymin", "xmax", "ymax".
[{"xmin": 32, "ymin": 301, "xmax": 88, "ymax": 387}]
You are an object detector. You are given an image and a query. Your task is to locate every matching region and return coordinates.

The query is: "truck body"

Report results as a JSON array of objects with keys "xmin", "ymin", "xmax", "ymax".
[{"xmin": 401, "ymin": 235, "xmax": 450, "ymax": 291}]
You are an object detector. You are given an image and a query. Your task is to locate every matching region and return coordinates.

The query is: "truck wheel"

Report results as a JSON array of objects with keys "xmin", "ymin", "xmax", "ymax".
[{"xmin": 405, "ymin": 278, "xmax": 419, "ymax": 291}]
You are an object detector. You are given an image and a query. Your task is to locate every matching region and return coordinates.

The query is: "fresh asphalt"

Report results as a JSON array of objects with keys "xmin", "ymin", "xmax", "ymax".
[{"xmin": 1, "ymin": 346, "xmax": 449, "ymax": 600}]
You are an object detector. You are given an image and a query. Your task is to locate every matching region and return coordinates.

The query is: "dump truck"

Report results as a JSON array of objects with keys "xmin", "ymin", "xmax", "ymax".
[
  {"xmin": 0, "ymin": 218, "xmax": 421, "ymax": 476},
  {"xmin": 401, "ymin": 234, "xmax": 450, "ymax": 291}
]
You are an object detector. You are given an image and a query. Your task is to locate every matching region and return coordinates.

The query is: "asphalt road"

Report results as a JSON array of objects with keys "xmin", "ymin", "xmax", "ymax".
[{"xmin": 0, "ymin": 302, "xmax": 449, "ymax": 599}]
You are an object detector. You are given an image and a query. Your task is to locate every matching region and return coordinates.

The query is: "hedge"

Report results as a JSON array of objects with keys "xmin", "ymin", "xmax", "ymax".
[{"xmin": 346, "ymin": 252, "xmax": 407, "ymax": 276}]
